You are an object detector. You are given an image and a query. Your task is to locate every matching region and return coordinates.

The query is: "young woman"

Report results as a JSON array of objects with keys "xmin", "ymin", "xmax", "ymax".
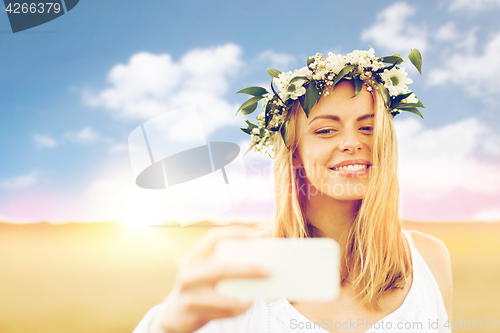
[{"xmin": 134, "ymin": 48, "xmax": 453, "ymax": 333}]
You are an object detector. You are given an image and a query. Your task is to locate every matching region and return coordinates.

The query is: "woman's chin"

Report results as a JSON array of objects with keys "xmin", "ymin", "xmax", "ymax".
[{"xmin": 327, "ymin": 193, "xmax": 365, "ymax": 201}]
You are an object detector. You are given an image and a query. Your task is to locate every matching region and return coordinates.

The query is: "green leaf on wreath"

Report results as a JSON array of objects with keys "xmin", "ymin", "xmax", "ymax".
[
  {"xmin": 307, "ymin": 57, "xmax": 314, "ymax": 67},
  {"xmin": 390, "ymin": 91, "xmax": 414, "ymax": 108},
  {"xmin": 241, "ymin": 102, "xmax": 258, "ymax": 115},
  {"xmin": 289, "ymin": 76, "xmax": 308, "ymax": 85},
  {"xmin": 267, "ymin": 68, "xmax": 281, "ymax": 78},
  {"xmin": 236, "ymin": 96, "xmax": 262, "ymax": 115},
  {"xmin": 396, "ymin": 101, "xmax": 425, "ymax": 109},
  {"xmin": 244, "ymin": 119, "xmax": 258, "ymax": 130},
  {"xmin": 379, "ymin": 55, "xmax": 403, "ymax": 65},
  {"xmin": 236, "ymin": 86, "xmax": 268, "ymax": 96},
  {"xmin": 240, "ymin": 127, "xmax": 251, "ymax": 135},
  {"xmin": 408, "ymin": 49, "xmax": 422, "ymax": 75},
  {"xmin": 401, "ymin": 107, "xmax": 424, "ymax": 119},
  {"xmin": 333, "ymin": 65, "xmax": 355, "ymax": 86},
  {"xmin": 393, "ymin": 104, "xmax": 424, "ymax": 112},
  {"xmin": 265, "ymin": 102, "xmax": 272, "ymax": 128},
  {"xmin": 301, "ymin": 83, "xmax": 321, "ymax": 117},
  {"xmin": 353, "ymin": 76, "xmax": 363, "ymax": 98},
  {"xmin": 376, "ymin": 83, "xmax": 391, "ymax": 109},
  {"xmin": 280, "ymin": 119, "xmax": 288, "ymax": 148}
]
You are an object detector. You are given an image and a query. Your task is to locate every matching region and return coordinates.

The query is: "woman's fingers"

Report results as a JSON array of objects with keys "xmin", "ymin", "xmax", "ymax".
[
  {"xmin": 178, "ymin": 260, "xmax": 270, "ymax": 291},
  {"xmin": 180, "ymin": 225, "xmax": 263, "ymax": 265},
  {"xmin": 184, "ymin": 291, "xmax": 254, "ymax": 318},
  {"xmin": 159, "ymin": 291, "xmax": 254, "ymax": 331}
]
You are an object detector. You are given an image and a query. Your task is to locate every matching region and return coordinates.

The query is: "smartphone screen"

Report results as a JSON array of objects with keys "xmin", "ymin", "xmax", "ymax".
[{"xmin": 214, "ymin": 237, "xmax": 340, "ymax": 302}]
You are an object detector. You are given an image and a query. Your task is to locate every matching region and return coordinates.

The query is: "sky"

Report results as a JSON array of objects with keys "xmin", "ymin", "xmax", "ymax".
[{"xmin": 0, "ymin": 0, "xmax": 499, "ymax": 225}]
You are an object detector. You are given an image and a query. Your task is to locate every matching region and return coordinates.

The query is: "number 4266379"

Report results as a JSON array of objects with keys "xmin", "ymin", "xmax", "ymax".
[{"xmin": 5, "ymin": 3, "xmax": 62, "ymax": 14}]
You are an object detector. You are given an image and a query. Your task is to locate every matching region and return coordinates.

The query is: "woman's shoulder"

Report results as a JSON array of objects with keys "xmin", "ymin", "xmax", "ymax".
[{"xmin": 406, "ymin": 230, "xmax": 453, "ymax": 319}]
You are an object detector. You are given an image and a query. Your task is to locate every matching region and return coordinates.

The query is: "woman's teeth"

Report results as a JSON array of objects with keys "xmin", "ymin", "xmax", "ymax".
[{"xmin": 331, "ymin": 164, "xmax": 368, "ymax": 172}]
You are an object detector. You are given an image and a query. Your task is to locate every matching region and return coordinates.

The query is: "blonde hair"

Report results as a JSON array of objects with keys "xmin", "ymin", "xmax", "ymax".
[{"xmin": 256, "ymin": 82, "xmax": 412, "ymax": 312}]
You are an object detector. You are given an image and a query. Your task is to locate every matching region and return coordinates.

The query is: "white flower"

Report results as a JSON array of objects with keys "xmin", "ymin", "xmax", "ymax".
[
  {"xmin": 371, "ymin": 60, "xmax": 385, "ymax": 71},
  {"xmin": 274, "ymin": 68, "xmax": 308, "ymax": 100},
  {"xmin": 381, "ymin": 67, "xmax": 413, "ymax": 86},
  {"xmin": 313, "ymin": 63, "xmax": 328, "ymax": 80},
  {"xmin": 274, "ymin": 71, "xmax": 294, "ymax": 94},
  {"xmin": 380, "ymin": 67, "xmax": 413, "ymax": 96},
  {"xmin": 404, "ymin": 92, "xmax": 419, "ymax": 104},
  {"xmin": 325, "ymin": 55, "xmax": 347, "ymax": 74},
  {"xmin": 252, "ymin": 128, "xmax": 260, "ymax": 134},
  {"xmin": 384, "ymin": 83, "xmax": 406, "ymax": 96},
  {"xmin": 348, "ymin": 49, "xmax": 376, "ymax": 62},
  {"xmin": 288, "ymin": 86, "xmax": 306, "ymax": 100},
  {"xmin": 295, "ymin": 66, "xmax": 312, "ymax": 79}
]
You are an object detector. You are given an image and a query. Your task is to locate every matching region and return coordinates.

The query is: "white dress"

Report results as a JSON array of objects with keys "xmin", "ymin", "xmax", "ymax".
[{"xmin": 133, "ymin": 230, "xmax": 451, "ymax": 333}]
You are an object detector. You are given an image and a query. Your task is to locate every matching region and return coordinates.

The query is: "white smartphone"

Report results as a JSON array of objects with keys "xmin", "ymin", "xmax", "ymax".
[{"xmin": 213, "ymin": 237, "xmax": 340, "ymax": 302}]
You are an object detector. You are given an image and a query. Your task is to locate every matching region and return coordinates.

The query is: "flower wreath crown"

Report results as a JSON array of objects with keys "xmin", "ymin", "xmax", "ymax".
[{"xmin": 236, "ymin": 47, "xmax": 424, "ymax": 157}]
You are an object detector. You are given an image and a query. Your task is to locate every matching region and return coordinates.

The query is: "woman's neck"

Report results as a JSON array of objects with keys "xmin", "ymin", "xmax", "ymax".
[{"xmin": 305, "ymin": 190, "xmax": 360, "ymax": 250}]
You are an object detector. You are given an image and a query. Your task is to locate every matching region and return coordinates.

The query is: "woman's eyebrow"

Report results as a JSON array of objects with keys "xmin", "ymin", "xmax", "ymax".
[
  {"xmin": 308, "ymin": 113, "xmax": 374, "ymax": 125},
  {"xmin": 308, "ymin": 115, "xmax": 340, "ymax": 125},
  {"xmin": 357, "ymin": 114, "xmax": 374, "ymax": 121}
]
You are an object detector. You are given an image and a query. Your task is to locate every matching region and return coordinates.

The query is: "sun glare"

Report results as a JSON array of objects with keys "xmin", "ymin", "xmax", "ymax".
[{"xmin": 125, "ymin": 219, "xmax": 152, "ymax": 233}]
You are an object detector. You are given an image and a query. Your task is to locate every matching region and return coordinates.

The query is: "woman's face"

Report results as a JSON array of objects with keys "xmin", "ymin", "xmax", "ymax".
[{"xmin": 293, "ymin": 80, "xmax": 374, "ymax": 201}]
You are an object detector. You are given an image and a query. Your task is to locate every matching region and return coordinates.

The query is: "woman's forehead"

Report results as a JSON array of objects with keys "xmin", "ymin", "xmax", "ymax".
[{"xmin": 298, "ymin": 82, "xmax": 375, "ymax": 124}]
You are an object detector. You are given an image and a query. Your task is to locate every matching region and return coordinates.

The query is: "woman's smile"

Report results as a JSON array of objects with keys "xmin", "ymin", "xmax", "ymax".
[
  {"xmin": 329, "ymin": 159, "xmax": 372, "ymax": 178},
  {"xmin": 329, "ymin": 165, "xmax": 371, "ymax": 178}
]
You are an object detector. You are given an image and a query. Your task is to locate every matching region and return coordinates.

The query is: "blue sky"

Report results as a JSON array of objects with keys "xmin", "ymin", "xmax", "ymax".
[{"xmin": 1, "ymin": 0, "xmax": 500, "ymax": 224}]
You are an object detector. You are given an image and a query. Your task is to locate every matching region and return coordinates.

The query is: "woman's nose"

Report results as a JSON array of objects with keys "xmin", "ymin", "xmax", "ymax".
[{"xmin": 338, "ymin": 130, "xmax": 362, "ymax": 153}]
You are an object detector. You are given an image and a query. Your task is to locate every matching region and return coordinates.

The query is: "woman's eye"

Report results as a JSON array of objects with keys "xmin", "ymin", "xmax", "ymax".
[
  {"xmin": 360, "ymin": 126, "xmax": 373, "ymax": 131},
  {"xmin": 315, "ymin": 129, "xmax": 337, "ymax": 135}
]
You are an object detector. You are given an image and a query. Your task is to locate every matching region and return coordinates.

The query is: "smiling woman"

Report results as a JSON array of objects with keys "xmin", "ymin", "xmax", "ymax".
[
  {"xmin": 268, "ymin": 78, "xmax": 409, "ymax": 310},
  {"xmin": 133, "ymin": 48, "xmax": 453, "ymax": 333}
]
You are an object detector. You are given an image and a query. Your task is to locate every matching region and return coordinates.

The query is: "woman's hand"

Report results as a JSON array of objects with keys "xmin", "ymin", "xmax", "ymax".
[{"xmin": 149, "ymin": 225, "xmax": 270, "ymax": 333}]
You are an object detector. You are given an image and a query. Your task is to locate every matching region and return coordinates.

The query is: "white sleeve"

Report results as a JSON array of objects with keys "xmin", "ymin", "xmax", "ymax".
[
  {"xmin": 131, "ymin": 304, "xmax": 218, "ymax": 333},
  {"xmin": 132, "ymin": 304, "xmax": 162, "ymax": 333},
  {"xmin": 196, "ymin": 298, "xmax": 266, "ymax": 333}
]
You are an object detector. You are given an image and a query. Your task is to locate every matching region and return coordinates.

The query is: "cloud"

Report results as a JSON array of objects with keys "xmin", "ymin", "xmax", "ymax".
[
  {"xmin": 109, "ymin": 143, "xmax": 128, "ymax": 154},
  {"xmin": 361, "ymin": 2, "xmax": 428, "ymax": 54},
  {"xmin": 84, "ymin": 44, "xmax": 245, "ymax": 136},
  {"xmin": 395, "ymin": 116, "xmax": 500, "ymax": 199},
  {"xmin": 0, "ymin": 172, "xmax": 37, "ymax": 189},
  {"xmin": 435, "ymin": 22, "xmax": 460, "ymax": 41},
  {"xmin": 448, "ymin": 0, "xmax": 500, "ymax": 12},
  {"xmin": 257, "ymin": 50, "xmax": 296, "ymax": 71},
  {"xmin": 63, "ymin": 126, "xmax": 100, "ymax": 144},
  {"xmin": 33, "ymin": 134, "xmax": 57, "ymax": 149},
  {"xmin": 34, "ymin": 127, "xmax": 102, "ymax": 150},
  {"xmin": 428, "ymin": 31, "xmax": 500, "ymax": 97}
]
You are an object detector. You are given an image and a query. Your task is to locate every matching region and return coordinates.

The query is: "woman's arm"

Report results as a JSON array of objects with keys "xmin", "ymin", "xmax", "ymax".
[
  {"xmin": 130, "ymin": 225, "xmax": 269, "ymax": 333},
  {"xmin": 411, "ymin": 230, "xmax": 453, "ymax": 320}
]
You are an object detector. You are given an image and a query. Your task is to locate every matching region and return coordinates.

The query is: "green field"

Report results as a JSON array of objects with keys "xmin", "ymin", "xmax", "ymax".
[{"xmin": 0, "ymin": 221, "xmax": 499, "ymax": 332}]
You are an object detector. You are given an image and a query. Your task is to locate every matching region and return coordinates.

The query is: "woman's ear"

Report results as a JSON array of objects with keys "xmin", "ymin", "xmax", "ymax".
[{"xmin": 292, "ymin": 152, "xmax": 302, "ymax": 169}]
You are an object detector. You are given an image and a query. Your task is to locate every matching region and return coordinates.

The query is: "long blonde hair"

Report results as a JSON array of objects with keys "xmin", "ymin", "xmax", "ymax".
[{"xmin": 256, "ymin": 83, "xmax": 412, "ymax": 312}]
